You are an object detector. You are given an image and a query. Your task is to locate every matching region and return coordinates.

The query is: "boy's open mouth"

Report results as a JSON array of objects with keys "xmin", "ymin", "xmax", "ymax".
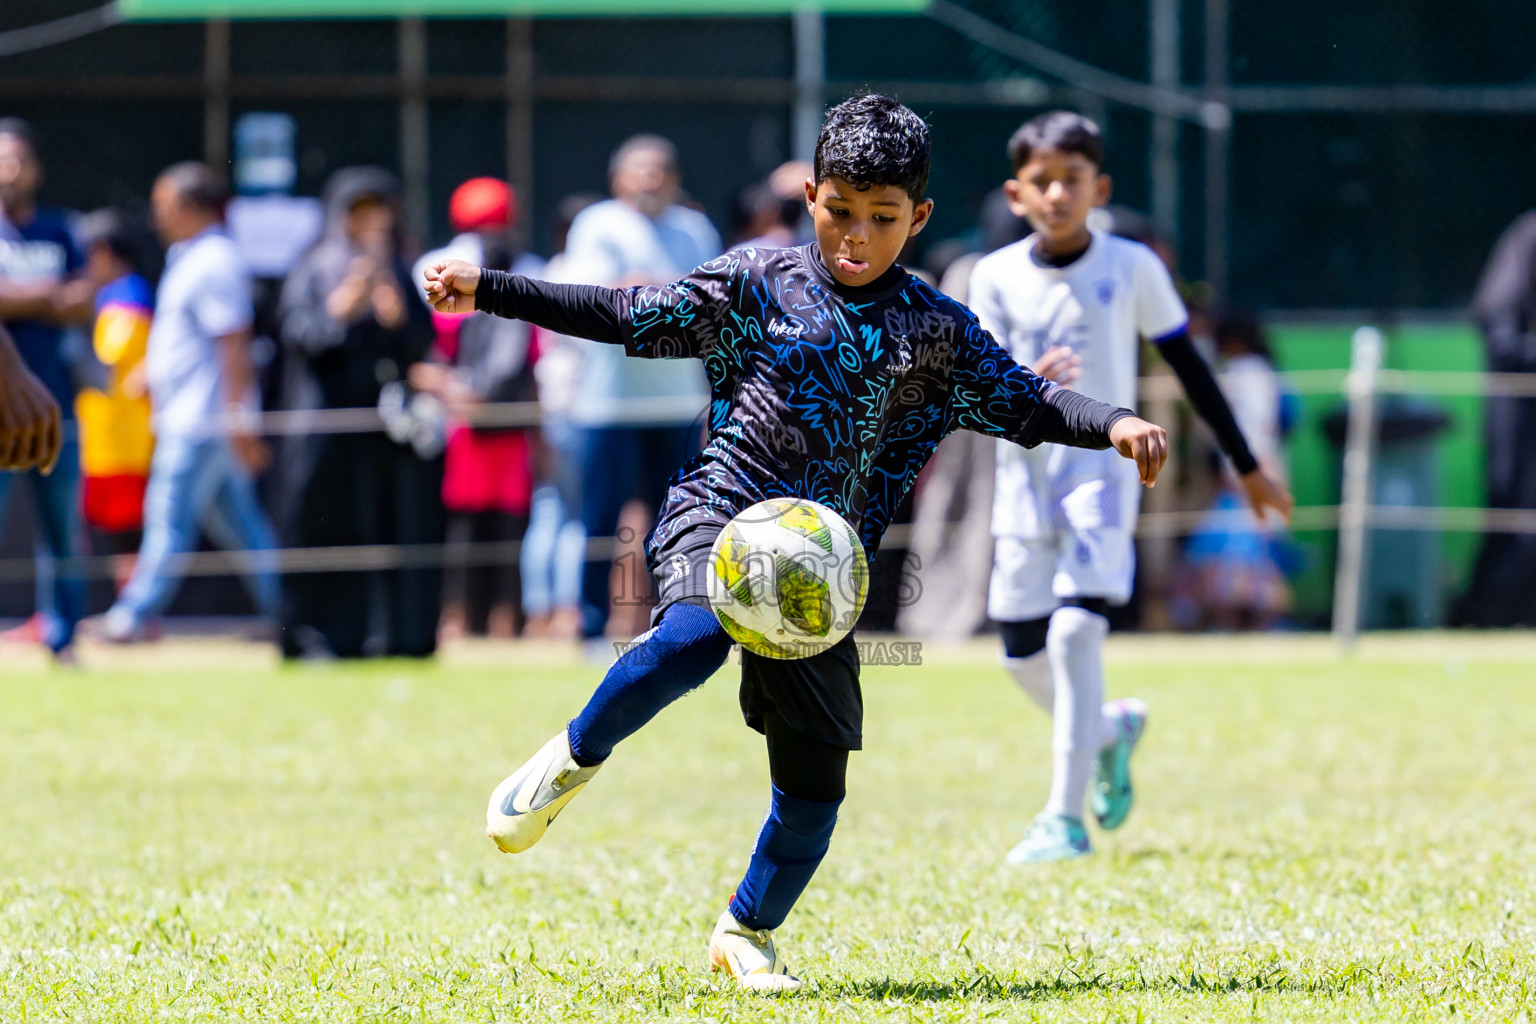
[{"xmin": 837, "ymin": 257, "xmax": 869, "ymax": 274}]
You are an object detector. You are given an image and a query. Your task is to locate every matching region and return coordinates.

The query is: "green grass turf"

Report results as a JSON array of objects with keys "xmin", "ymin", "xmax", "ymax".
[{"xmin": 2, "ymin": 634, "xmax": 1534, "ymax": 1022}]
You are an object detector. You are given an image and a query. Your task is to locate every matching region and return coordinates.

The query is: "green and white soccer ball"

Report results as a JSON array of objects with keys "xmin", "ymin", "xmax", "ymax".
[{"xmin": 708, "ymin": 498, "xmax": 869, "ymax": 659}]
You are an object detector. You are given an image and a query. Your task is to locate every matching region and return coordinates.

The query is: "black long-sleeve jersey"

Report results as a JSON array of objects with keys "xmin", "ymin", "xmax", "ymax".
[{"xmin": 477, "ymin": 243, "xmax": 1134, "ymax": 565}]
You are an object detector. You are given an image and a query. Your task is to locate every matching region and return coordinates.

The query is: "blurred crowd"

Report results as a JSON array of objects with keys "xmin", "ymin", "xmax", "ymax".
[{"xmin": 0, "ymin": 116, "xmax": 1312, "ymax": 663}]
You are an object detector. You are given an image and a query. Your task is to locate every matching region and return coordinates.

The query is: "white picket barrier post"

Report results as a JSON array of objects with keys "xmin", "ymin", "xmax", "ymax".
[{"xmin": 1331, "ymin": 326, "xmax": 1384, "ymax": 651}]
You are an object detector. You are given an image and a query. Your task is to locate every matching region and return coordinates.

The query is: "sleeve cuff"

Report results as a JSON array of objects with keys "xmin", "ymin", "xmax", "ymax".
[{"xmin": 473, "ymin": 269, "xmax": 501, "ymax": 314}]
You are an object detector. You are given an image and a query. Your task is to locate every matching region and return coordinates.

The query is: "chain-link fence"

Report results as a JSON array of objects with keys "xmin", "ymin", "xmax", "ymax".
[
  {"xmin": 3, "ymin": 0, "xmax": 1535, "ymax": 634},
  {"xmin": 2, "ymin": 0, "xmax": 1532, "ymax": 306}
]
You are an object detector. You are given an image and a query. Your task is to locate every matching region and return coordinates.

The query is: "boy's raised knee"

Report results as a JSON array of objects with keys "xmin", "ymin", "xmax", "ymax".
[
  {"xmin": 1047, "ymin": 603, "xmax": 1108, "ymax": 653},
  {"xmin": 636, "ymin": 600, "xmax": 732, "ymax": 669}
]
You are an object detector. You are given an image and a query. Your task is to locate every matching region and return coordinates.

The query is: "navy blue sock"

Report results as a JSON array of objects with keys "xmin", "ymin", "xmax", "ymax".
[
  {"xmin": 729, "ymin": 785, "xmax": 842, "ymax": 931},
  {"xmin": 566, "ymin": 601, "xmax": 732, "ymax": 765}
]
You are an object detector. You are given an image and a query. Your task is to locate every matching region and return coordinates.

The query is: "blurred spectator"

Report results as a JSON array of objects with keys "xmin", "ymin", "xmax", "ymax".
[
  {"xmin": 562, "ymin": 134, "xmax": 719, "ymax": 642},
  {"xmin": 729, "ymin": 161, "xmax": 810, "ymax": 250},
  {"xmin": 411, "ymin": 177, "xmax": 545, "ymax": 639},
  {"xmin": 102, "ymin": 163, "xmax": 280, "ymax": 644},
  {"xmin": 519, "ymin": 193, "xmax": 601, "ymax": 640},
  {"xmin": 1171, "ymin": 310, "xmax": 1294, "ymax": 631},
  {"xmin": 731, "ymin": 161, "xmax": 817, "ymax": 254},
  {"xmin": 1092, "ymin": 205, "xmax": 1178, "ymax": 271},
  {"xmin": 1454, "ymin": 211, "xmax": 1536, "ymax": 627},
  {"xmin": 923, "ymin": 186, "xmax": 1029, "ymax": 292},
  {"xmin": 73, "ymin": 209, "xmax": 154, "ymax": 593},
  {"xmin": 767, "ymin": 159, "xmax": 814, "ymax": 243},
  {"xmin": 1210, "ymin": 310, "xmax": 1288, "ymax": 475},
  {"xmin": 897, "ymin": 190, "xmax": 1026, "ymax": 640},
  {"xmin": 0, "ymin": 117, "xmax": 93, "ymax": 661},
  {"xmin": 729, "ymin": 183, "xmax": 788, "ymax": 249},
  {"xmin": 277, "ymin": 167, "xmax": 439, "ymax": 658}
]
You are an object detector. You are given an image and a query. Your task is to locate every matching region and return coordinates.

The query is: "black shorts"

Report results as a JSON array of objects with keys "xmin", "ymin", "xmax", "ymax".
[{"xmin": 650, "ymin": 524, "xmax": 864, "ymax": 752}]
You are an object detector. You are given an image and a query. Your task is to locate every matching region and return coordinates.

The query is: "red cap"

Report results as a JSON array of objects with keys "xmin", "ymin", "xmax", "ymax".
[{"xmin": 450, "ymin": 177, "xmax": 516, "ymax": 233}]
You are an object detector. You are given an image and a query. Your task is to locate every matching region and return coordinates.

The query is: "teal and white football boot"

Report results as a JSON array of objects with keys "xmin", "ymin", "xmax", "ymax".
[
  {"xmin": 1091, "ymin": 697, "xmax": 1147, "ymax": 831},
  {"xmin": 485, "ymin": 729, "xmax": 601, "ymax": 854},
  {"xmin": 1005, "ymin": 813, "xmax": 1091, "ymax": 864}
]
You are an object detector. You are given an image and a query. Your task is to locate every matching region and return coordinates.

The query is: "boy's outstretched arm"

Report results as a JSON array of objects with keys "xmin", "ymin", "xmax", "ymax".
[
  {"xmin": 1108, "ymin": 413, "xmax": 1168, "ymax": 487},
  {"xmin": 424, "ymin": 259, "xmax": 626, "ymax": 343},
  {"xmin": 1035, "ymin": 385, "xmax": 1168, "ymax": 487},
  {"xmin": 1154, "ymin": 329, "xmax": 1294, "ymax": 523},
  {"xmin": 949, "ymin": 321, "xmax": 1169, "ymax": 487},
  {"xmin": 425, "ymin": 257, "xmax": 730, "ymax": 362}
]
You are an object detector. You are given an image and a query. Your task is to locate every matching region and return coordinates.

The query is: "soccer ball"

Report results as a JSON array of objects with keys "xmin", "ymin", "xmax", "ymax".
[{"xmin": 708, "ymin": 498, "xmax": 869, "ymax": 659}]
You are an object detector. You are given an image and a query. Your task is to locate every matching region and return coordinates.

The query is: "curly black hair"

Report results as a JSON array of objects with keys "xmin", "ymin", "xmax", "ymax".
[
  {"xmin": 1007, "ymin": 110, "xmax": 1104, "ymax": 172},
  {"xmin": 813, "ymin": 93, "xmax": 930, "ymax": 202}
]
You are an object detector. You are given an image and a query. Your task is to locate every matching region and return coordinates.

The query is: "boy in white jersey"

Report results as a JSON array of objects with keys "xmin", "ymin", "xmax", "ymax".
[{"xmin": 969, "ymin": 112, "xmax": 1294, "ymax": 863}]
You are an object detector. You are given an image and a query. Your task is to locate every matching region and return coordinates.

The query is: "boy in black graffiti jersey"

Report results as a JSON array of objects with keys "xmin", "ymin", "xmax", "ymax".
[{"xmin": 425, "ymin": 94, "xmax": 1168, "ymax": 991}]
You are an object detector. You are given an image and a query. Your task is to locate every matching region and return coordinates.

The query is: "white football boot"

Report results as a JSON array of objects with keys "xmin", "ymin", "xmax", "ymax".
[
  {"xmin": 708, "ymin": 910, "xmax": 803, "ymax": 993},
  {"xmin": 485, "ymin": 729, "xmax": 601, "ymax": 854}
]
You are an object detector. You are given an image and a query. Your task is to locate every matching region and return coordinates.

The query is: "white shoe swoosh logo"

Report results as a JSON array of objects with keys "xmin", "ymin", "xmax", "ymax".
[{"xmin": 499, "ymin": 767, "xmax": 561, "ymax": 817}]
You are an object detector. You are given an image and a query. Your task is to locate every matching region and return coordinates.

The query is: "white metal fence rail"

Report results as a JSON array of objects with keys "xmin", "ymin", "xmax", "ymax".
[{"xmin": 3, "ymin": 354, "xmax": 1532, "ymax": 644}]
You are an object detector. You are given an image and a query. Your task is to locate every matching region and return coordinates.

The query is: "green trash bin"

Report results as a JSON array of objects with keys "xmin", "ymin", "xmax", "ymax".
[{"xmin": 1325, "ymin": 400, "xmax": 1452, "ymax": 629}]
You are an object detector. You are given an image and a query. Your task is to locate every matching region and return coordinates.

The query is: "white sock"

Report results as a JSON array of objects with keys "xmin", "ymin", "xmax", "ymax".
[
  {"xmin": 1098, "ymin": 702, "xmax": 1125, "ymax": 751},
  {"xmin": 1004, "ymin": 634, "xmax": 1123, "ymax": 804},
  {"xmin": 1002, "ymin": 650, "xmax": 1053, "ymax": 712},
  {"xmin": 1043, "ymin": 605, "xmax": 1108, "ymax": 820}
]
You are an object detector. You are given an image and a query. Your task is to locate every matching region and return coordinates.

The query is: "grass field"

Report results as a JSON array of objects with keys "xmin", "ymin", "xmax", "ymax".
[{"xmin": 2, "ymin": 632, "xmax": 1534, "ymax": 1022}]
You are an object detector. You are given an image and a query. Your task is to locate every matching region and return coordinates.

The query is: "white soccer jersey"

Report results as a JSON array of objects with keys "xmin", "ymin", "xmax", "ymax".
[
  {"xmin": 970, "ymin": 230, "xmax": 1188, "ymax": 542},
  {"xmin": 970, "ymin": 230, "xmax": 1186, "ymax": 410}
]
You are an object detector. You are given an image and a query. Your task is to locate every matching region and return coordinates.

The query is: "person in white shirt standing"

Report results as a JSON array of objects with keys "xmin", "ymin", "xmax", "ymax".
[
  {"xmin": 968, "ymin": 112, "xmax": 1293, "ymax": 863},
  {"xmin": 560, "ymin": 134, "xmax": 720, "ymax": 644},
  {"xmin": 103, "ymin": 162, "xmax": 280, "ymax": 642}
]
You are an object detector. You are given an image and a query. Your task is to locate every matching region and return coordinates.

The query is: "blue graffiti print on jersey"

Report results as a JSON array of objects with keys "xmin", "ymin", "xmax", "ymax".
[{"xmin": 614, "ymin": 244, "xmax": 1058, "ymax": 566}]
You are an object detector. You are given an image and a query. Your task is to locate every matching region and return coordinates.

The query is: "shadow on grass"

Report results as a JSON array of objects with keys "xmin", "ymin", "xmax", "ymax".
[{"xmin": 825, "ymin": 964, "xmax": 1374, "ymax": 1003}]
